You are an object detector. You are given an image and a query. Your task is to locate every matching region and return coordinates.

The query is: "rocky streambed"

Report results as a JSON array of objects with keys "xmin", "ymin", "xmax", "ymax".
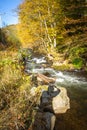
[{"xmin": 23, "ymin": 54, "xmax": 87, "ymax": 130}]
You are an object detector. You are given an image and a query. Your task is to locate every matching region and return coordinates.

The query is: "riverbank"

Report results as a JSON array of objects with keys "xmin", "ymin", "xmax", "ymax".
[
  {"xmin": 0, "ymin": 48, "xmax": 87, "ymax": 130},
  {"xmin": 0, "ymin": 50, "xmax": 34, "ymax": 130}
]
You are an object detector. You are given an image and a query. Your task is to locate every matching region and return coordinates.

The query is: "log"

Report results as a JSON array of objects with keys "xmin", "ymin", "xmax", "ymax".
[{"xmin": 37, "ymin": 73, "xmax": 56, "ymax": 84}]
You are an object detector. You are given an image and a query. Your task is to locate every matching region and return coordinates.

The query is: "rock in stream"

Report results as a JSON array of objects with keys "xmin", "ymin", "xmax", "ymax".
[{"xmin": 29, "ymin": 84, "xmax": 70, "ymax": 130}]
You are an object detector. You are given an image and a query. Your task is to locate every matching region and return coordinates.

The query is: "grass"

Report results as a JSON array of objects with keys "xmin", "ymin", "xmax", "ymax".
[{"xmin": 0, "ymin": 50, "xmax": 35, "ymax": 130}]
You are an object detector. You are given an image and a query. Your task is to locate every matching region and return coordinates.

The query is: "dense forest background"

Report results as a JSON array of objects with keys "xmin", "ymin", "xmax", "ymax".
[
  {"xmin": 17, "ymin": 0, "xmax": 87, "ymax": 69},
  {"xmin": 0, "ymin": 0, "xmax": 87, "ymax": 69}
]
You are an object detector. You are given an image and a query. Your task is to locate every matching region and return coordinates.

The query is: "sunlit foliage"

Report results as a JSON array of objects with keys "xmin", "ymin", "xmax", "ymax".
[{"xmin": 17, "ymin": 0, "xmax": 64, "ymax": 51}]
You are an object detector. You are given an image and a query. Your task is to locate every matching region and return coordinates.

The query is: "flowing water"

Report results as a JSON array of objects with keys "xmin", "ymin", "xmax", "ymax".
[{"xmin": 25, "ymin": 56, "xmax": 87, "ymax": 130}]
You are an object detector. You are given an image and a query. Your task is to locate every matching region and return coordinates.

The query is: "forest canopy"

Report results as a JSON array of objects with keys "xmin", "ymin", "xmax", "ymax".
[{"xmin": 17, "ymin": 0, "xmax": 87, "ymax": 68}]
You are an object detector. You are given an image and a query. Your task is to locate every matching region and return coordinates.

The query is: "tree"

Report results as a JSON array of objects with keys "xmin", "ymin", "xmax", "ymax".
[
  {"xmin": 59, "ymin": 0, "xmax": 87, "ymax": 62},
  {"xmin": 60, "ymin": 0, "xmax": 87, "ymax": 40},
  {"xmin": 17, "ymin": 0, "xmax": 64, "ymax": 52}
]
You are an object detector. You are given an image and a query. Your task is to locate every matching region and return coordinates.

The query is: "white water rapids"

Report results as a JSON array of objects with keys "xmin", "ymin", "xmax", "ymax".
[
  {"xmin": 25, "ymin": 56, "xmax": 87, "ymax": 88},
  {"xmin": 25, "ymin": 56, "xmax": 87, "ymax": 130}
]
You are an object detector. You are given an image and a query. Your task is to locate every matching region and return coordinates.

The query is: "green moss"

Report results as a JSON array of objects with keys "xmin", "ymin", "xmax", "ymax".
[{"xmin": 72, "ymin": 57, "xmax": 84, "ymax": 69}]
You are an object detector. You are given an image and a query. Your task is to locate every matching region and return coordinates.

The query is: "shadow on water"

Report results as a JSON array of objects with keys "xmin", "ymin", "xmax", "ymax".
[
  {"xmin": 51, "ymin": 70, "xmax": 87, "ymax": 130},
  {"xmin": 55, "ymin": 84, "xmax": 87, "ymax": 130}
]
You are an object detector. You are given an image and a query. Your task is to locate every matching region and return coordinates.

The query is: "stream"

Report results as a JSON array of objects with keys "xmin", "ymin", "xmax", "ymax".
[{"xmin": 25, "ymin": 56, "xmax": 87, "ymax": 130}]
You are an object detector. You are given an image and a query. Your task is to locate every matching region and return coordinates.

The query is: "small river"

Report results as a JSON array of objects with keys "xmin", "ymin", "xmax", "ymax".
[{"xmin": 25, "ymin": 56, "xmax": 87, "ymax": 130}]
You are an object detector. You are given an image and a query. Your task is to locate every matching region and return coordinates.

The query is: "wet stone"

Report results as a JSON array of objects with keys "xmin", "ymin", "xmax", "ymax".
[
  {"xmin": 39, "ymin": 85, "xmax": 60, "ymax": 113},
  {"xmin": 32, "ymin": 112, "xmax": 56, "ymax": 130}
]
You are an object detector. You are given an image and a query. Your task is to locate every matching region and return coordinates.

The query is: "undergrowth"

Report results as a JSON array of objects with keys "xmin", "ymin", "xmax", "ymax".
[{"xmin": 0, "ymin": 50, "xmax": 35, "ymax": 130}]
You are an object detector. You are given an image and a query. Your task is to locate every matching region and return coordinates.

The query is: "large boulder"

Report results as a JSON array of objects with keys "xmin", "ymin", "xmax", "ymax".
[
  {"xmin": 52, "ymin": 87, "xmax": 70, "ymax": 114},
  {"xmin": 30, "ymin": 85, "xmax": 70, "ymax": 114},
  {"xmin": 29, "ymin": 85, "xmax": 70, "ymax": 130},
  {"xmin": 39, "ymin": 84, "xmax": 60, "ymax": 113}
]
